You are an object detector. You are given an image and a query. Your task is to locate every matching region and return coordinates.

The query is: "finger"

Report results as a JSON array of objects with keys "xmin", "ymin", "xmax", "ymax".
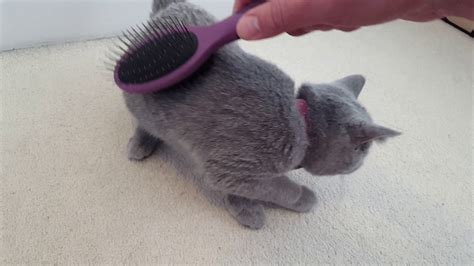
[
  {"xmin": 288, "ymin": 25, "xmax": 333, "ymax": 36},
  {"xmin": 288, "ymin": 24, "xmax": 360, "ymax": 36},
  {"xmin": 237, "ymin": 0, "xmax": 315, "ymax": 40},
  {"xmin": 338, "ymin": 27, "xmax": 359, "ymax": 32},
  {"xmin": 288, "ymin": 29, "xmax": 309, "ymax": 36},
  {"xmin": 314, "ymin": 25, "xmax": 333, "ymax": 31},
  {"xmin": 288, "ymin": 25, "xmax": 323, "ymax": 36}
]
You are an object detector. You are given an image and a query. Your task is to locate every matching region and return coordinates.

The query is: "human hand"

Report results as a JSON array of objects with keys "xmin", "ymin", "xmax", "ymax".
[{"xmin": 234, "ymin": 0, "xmax": 446, "ymax": 40}]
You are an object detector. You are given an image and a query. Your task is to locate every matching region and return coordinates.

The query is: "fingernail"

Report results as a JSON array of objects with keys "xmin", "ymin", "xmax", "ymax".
[{"xmin": 237, "ymin": 16, "xmax": 261, "ymax": 39}]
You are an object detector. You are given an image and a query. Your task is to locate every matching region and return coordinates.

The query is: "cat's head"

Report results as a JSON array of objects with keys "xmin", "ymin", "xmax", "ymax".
[{"xmin": 297, "ymin": 75, "xmax": 400, "ymax": 176}]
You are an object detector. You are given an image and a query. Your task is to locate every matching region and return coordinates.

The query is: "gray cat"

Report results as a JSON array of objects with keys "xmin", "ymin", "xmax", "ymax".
[{"xmin": 122, "ymin": 0, "xmax": 400, "ymax": 229}]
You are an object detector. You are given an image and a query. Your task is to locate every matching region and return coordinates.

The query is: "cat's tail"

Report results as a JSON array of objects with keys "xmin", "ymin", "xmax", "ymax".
[{"xmin": 152, "ymin": 0, "xmax": 185, "ymax": 13}]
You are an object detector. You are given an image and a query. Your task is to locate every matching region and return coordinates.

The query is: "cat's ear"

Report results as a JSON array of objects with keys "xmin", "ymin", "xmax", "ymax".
[
  {"xmin": 335, "ymin": 75, "xmax": 366, "ymax": 98},
  {"xmin": 349, "ymin": 122, "xmax": 400, "ymax": 145}
]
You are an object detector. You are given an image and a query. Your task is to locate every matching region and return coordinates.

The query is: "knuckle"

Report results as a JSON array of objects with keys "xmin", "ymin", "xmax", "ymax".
[
  {"xmin": 269, "ymin": 0, "xmax": 317, "ymax": 32},
  {"xmin": 268, "ymin": 0, "xmax": 287, "ymax": 32}
]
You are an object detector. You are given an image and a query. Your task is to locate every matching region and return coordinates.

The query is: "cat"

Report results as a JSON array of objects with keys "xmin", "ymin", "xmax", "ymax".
[{"xmin": 122, "ymin": 0, "xmax": 400, "ymax": 229}]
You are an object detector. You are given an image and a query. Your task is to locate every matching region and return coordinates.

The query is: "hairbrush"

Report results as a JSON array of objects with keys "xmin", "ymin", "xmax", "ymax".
[{"xmin": 109, "ymin": 0, "xmax": 264, "ymax": 94}]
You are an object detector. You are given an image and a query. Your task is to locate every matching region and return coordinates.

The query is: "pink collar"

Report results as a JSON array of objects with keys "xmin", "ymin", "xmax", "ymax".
[{"xmin": 296, "ymin": 99, "xmax": 309, "ymax": 128}]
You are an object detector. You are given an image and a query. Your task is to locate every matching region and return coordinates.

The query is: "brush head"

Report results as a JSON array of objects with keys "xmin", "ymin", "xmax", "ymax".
[
  {"xmin": 118, "ymin": 30, "xmax": 198, "ymax": 84},
  {"xmin": 109, "ymin": 1, "xmax": 265, "ymax": 93},
  {"xmin": 110, "ymin": 17, "xmax": 201, "ymax": 92},
  {"xmin": 110, "ymin": 1, "xmax": 266, "ymax": 93}
]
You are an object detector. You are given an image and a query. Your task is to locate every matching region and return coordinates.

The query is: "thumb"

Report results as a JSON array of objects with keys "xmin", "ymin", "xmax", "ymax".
[{"xmin": 237, "ymin": 1, "xmax": 308, "ymax": 40}]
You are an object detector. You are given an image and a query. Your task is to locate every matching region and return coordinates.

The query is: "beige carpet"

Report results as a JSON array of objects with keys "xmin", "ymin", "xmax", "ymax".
[{"xmin": 1, "ymin": 20, "xmax": 472, "ymax": 264}]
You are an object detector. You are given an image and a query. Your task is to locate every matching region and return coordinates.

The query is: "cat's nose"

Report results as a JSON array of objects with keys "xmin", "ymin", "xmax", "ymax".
[{"xmin": 294, "ymin": 164, "xmax": 302, "ymax": 170}]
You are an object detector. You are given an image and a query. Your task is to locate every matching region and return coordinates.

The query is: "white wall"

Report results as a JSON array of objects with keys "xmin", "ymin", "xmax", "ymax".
[{"xmin": 0, "ymin": 0, "xmax": 233, "ymax": 51}]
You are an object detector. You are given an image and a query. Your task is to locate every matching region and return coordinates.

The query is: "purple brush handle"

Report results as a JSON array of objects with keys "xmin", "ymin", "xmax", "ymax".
[
  {"xmin": 204, "ymin": 0, "xmax": 265, "ymax": 45},
  {"xmin": 116, "ymin": 0, "xmax": 265, "ymax": 94},
  {"xmin": 188, "ymin": 0, "xmax": 265, "ymax": 65}
]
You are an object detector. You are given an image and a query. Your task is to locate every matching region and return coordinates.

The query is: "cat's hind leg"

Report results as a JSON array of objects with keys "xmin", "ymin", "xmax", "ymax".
[{"xmin": 127, "ymin": 127, "xmax": 161, "ymax": 161}]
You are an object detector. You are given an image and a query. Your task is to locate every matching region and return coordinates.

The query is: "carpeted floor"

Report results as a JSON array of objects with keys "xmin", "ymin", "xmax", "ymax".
[{"xmin": 1, "ymin": 20, "xmax": 472, "ymax": 264}]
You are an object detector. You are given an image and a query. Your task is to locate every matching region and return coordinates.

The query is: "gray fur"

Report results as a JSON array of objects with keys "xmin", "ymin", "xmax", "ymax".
[
  {"xmin": 151, "ymin": 0, "xmax": 185, "ymax": 13},
  {"xmin": 297, "ymin": 77, "xmax": 400, "ymax": 176},
  {"xmin": 335, "ymin": 74, "xmax": 366, "ymax": 98},
  {"xmin": 124, "ymin": 0, "xmax": 399, "ymax": 229}
]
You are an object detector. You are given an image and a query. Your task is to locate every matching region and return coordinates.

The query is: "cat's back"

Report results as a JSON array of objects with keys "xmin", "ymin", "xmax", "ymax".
[
  {"xmin": 124, "ymin": 0, "xmax": 307, "ymax": 173},
  {"xmin": 124, "ymin": 46, "xmax": 307, "ymax": 173}
]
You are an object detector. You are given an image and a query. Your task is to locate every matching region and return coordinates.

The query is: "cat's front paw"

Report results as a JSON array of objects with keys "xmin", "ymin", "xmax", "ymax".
[
  {"xmin": 289, "ymin": 186, "xmax": 317, "ymax": 213},
  {"xmin": 127, "ymin": 136, "xmax": 159, "ymax": 161},
  {"xmin": 225, "ymin": 195, "xmax": 265, "ymax": 230},
  {"xmin": 235, "ymin": 204, "xmax": 265, "ymax": 230}
]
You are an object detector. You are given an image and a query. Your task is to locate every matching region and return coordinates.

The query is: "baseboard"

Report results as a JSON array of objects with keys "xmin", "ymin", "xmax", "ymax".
[
  {"xmin": 0, "ymin": 0, "xmax": 232, "ymax": 52},
  {"xmin": 443, "ymin": 17, "xmax": 474, "ymax": 37}
]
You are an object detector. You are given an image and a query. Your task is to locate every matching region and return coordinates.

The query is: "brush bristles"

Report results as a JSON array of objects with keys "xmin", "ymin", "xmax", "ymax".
[{"xmin": 105, "ymin": 16, "xmax": 198, "ymax": 85}]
